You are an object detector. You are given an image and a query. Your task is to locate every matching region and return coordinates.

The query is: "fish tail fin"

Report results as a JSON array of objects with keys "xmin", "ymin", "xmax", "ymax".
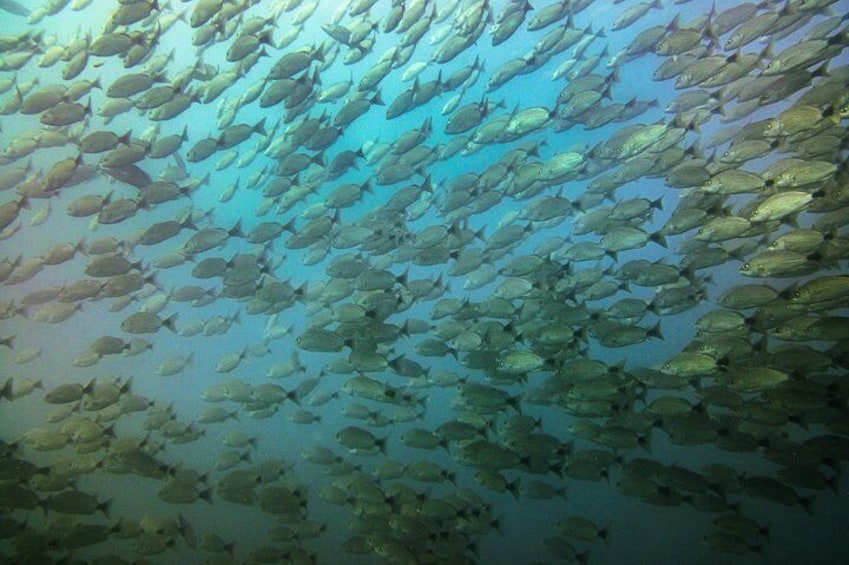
[
  {"xmin": 162, "ymin": 313, "xmax": 178, "ymax": 333},
  {"xmin": 648, "ymin": 321, "xmax": 664, "ymax": 341},
  {"xmin": 0, "ymin": 378, "xmax": 12, "ymax": 400}
]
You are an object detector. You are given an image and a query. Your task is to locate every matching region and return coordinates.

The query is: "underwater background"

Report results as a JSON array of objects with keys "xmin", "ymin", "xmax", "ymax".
[{"xmin": 1, "ymin": 0, "xmax": 848, "ymax": 563}]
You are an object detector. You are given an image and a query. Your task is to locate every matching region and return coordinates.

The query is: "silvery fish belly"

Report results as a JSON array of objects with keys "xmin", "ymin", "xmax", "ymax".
[{"xmin": 1, "ymin": 0, "xmax": 849, "ymax": 564}]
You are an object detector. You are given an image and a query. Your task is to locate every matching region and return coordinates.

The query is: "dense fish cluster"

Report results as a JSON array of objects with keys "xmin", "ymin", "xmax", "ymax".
[{"xmin": 1, "ymin": 0, "xmax": 848, "ymax": 563}]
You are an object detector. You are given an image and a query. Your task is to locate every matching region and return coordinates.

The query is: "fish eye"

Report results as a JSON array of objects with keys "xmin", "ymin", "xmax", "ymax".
[{"xmin": 741, "ymin": 263, "xmax": 750, "ymax": 271}]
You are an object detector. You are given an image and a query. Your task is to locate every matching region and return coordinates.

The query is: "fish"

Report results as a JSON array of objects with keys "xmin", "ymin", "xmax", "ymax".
[
  {"xmin": 0, "ymin": 0, "xmax": 848, "ymax": 563},
  {"xmin": 336, "ymin": 425, "xmax": 387, "ymax": 454},
  {"xmin": 121, "ymin": 312, "xmax": 178, "ymax": 334},
  {"xmin": 0, "ymin": 0, "xmax": 29, "ymax": 17}
]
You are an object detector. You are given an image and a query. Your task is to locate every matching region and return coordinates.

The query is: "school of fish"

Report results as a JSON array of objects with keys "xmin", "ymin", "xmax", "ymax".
[{"xmin": 1, "ymin": 0, "xmax": 848, "ymax": 563}]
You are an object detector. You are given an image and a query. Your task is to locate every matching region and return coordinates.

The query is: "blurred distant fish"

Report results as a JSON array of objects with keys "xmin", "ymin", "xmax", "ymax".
[{"xmin": 0, "ymin": 0, "xmax": 29, "ymax": 16}]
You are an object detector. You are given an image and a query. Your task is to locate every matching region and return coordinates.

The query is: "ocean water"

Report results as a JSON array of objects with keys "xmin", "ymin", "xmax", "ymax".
[{"xmin": 1, "ymin": 0, "xmax": 848, "ymax": 563}]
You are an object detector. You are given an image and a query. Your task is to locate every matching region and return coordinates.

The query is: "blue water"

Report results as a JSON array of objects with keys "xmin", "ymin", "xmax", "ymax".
[{"xmin": 1, "ymin": 0, "xmax": 848, "ymax": 563}]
